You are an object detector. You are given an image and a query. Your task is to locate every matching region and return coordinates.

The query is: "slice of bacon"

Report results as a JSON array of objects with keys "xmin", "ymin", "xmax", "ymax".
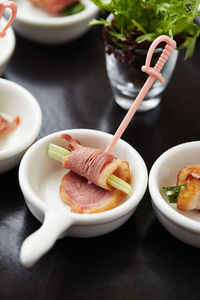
[
  {"xmin": 61, "ymin": 134, "xmax": 131, "ymax": 191},
  {"xmin": 30, "ymin": 0, "xmax": 78, "ymax": 14},
  {"xmin": 0, "ymin": 115, "xmax": 20, "ymax": 137},
  {"xmin": 60, "ymin": 171, "xmax": 125, "ymax": 214}
]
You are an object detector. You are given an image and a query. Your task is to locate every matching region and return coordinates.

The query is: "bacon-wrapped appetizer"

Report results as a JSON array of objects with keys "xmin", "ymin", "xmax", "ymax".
[
  {"xmin": 48, "ymin": 134, "xmax": 132, "ymax": 214},
  {"xmin": 0, "ymin": 115, "xmax": 20, "ymax": 137},
  {"xmin": 30, "ymin": 0, "xmax": 83, "ymax": 15},
  {"xmin": 163, "ymin": 165, "xmax": 200, "ymax": 212},
  {"xmin": 61, "ymin": 134, "xmax": 130, "ymax": 191}
]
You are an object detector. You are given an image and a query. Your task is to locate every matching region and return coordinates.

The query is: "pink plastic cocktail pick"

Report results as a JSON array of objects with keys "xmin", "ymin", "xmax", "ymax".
[
  {"xmin": 105, "ymin": 35, "xmax": 176, "ymax": 154},
  {"xmin": 0, "ymin": 1, "xmax": 17, "ymax": 38}
]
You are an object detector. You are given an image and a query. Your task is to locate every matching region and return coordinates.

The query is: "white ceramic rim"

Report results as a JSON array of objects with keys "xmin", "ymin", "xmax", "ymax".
[
  {"xmin": 15, "ymin": 0, "xmax": 99, "ymax": 26},
  {"xmin": 19, "ymin": 129, "xmax": 148, "ymax": 224},
  {"xmin": 0, "ymin": 78, "xmax": 42, "ymax": 159},
  {"xmin": 149, "ymin": 141, "xmax": 200, "ymax": 233},
  {"xmin": 0, "ymin": 18, "xmax": 15, "ymax": 66}
]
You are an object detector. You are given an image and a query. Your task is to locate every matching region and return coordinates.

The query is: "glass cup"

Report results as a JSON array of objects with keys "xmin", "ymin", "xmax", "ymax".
[{"xmin": 105, "ymin": 48, "xmax": 178, "ymax": 111}]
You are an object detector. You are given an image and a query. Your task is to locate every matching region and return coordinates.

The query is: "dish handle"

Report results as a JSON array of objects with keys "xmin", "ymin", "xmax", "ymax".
[{"xmin": 20, "ymin": 210, "xmax": 73, "ymax": 267}]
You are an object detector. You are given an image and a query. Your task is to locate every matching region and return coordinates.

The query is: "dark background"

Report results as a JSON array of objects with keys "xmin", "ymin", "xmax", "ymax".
[{"xmin": 0, "ymin": 23, "xmax": 200, "ymax": 300}]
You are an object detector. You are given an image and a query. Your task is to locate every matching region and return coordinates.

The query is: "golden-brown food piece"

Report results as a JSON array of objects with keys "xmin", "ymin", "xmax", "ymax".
[{"xmin": 177, "ymin": 165, "xmax": 200, "ymax": 211}]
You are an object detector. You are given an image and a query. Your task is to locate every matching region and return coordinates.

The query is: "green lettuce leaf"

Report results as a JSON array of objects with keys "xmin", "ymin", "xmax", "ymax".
[{"xmin": 162, "ymin": 184, "xmax": 187, "ymax": 203}]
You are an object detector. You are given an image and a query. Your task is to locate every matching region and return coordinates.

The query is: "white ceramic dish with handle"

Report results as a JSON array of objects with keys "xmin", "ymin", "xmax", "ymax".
[
  {"xmin": 0, "ymin": 78, "xmax": 42, "ymax": 173},
  {"xmin": 149, "ymin": 141, "xmax": 200, "ymax": 248},
  {"xmin": 19, "ymin": 129, "xmax": 148, "ymax": 267},
  {"xmin": 11, "ymin": 0, "xmax": 98, "ymax": 44},
  {"xmin": 0, "ymin": 17, "xmax": 15, "ymax": 76}
]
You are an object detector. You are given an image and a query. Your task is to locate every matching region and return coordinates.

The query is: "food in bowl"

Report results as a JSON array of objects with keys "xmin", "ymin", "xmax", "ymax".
[
  {"xmin": 0, "ymin": 114, "xmax": 20, "ymax": 137},
  {"xmin": 19, "ymin": 129, "xmax": 147, "ymax": 266},
  {"xmin": 163, "ymin": 164, "xmax": 200, "ymax": 212},
  {"xmin": 29, "ymin": 0, "xmax": 85, "ymax": 15},
  {"xmin": 48, "ymin": 134, "xmax": 132, "ymax": 213},
  {"xmin": 11, "ymin": 0, "xmax": 98, "ymax": 44},
  {"xmin": 0, "ymin": 78, "xmax": 42, "ymax": 174}
]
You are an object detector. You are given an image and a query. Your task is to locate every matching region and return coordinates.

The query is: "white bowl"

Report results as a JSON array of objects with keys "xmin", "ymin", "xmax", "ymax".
[
  {"xmin": 0, "ymin": 78, "xmax": 42, "ymax": 173},
  {"xmin": 11, "ymin": 0, "xmax": 98, "ymax": 44},
  {"xmin": 0, "ymin": 17, "xmax": 15, "ymax": 76},
  {"xmin": 149, "ymin": 141, "xmax": 200, "ymax": 248},
  {"xmin": 19, "ymin": 129, "xmax": 148, "ymax": 267}
]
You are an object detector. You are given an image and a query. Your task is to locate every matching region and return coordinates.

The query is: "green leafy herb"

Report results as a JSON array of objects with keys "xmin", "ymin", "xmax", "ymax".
[
  {"xmin": 89, "ymin": 0, "xmax": 200, "ymax": 59},
  {"xmin": 62, "ymin": 2, "xmax": 85, "ymax": 16},
  {"xmin": 162, "ymin": 184, "xmax": 187, "ymax": 203},
  {"xmin": 89, "ymin": 18, "xmax": 111, "ymax": 26}
]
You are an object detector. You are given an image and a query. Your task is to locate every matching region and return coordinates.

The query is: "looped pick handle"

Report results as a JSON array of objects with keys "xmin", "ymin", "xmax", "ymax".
[
  {"xmin": 0, "ymin": 1, "xmax": 17, "ymax": 38},
  {"xmin": 141, "ymin": 35, "xmax": 176, "ymax": 83}
]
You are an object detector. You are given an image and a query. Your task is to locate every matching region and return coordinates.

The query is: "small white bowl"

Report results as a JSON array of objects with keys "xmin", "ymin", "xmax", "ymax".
[
  {"xmin": 0, "ymin": 78, "xmax": 42, "ymax": 173},
  {"xmin": 149, "ymin": 141, "xmax": 200, "ymax": 248},
  {"xmin": 19, "ymin": 129, "xmax": 148, "ymax": 267},
  {"xmin": 11, "ymin": 0, "xmax": 98, "ymax": 44},
  {"xmin": 0, "ymin": 17, "xmax": 15, "ymax": 76}
]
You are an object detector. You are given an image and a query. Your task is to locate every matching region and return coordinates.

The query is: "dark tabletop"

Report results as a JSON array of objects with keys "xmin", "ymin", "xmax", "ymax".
[{"xmin": 0, "ymin": 25, "xmax": 200, "ymax": 300}]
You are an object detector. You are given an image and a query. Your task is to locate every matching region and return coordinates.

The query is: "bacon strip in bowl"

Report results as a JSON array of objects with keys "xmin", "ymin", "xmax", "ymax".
[{"xmin": 0, "ymin": 115, "xmax": 20, "ymax": 136}]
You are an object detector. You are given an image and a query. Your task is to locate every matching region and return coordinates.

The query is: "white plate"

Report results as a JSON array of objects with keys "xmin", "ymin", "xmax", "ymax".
[
  {"xmin": 19, "ymin": 129, "xmax": 148, "ymax": 267},
  {"xmin": 0, "ymin": 78, "xmax": 42, "ymax": 173},
  {"xmin": 0, "ymin": 17, "xmax": 15, "ymax": 76},
  {"xmin": 11, "ymin": 0, "xmax": 99, "ymax": 44},
  {"xmin": 149, "ymin": 141, "xmax": 200, "ymax": 248}
]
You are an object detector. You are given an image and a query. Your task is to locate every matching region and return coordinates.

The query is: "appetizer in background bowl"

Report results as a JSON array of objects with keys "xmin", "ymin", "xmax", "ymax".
[
  {"xmin": 149, "ymin": 141, "xmax": 200, "ymax": 248},
  {"xmin": 0, "ymin": 78, "xmax": 42, "ymax": 173},
  {"xmin": 19, "ymin": 129, "xmax": 148, "ymax": 267},
  {"xmin": 0, "ymin": 17, "xmax": 15, "ymax": 76},
  {"xmin": 29, "ymin": 0, "xmax": 85, "ymax": 16},
  {"xmin": 10, "ymin": 0, "xmax": 99, "ymax": 44}
]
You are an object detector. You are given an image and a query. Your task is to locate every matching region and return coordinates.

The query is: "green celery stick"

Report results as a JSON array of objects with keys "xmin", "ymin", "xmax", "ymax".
[
  {"xmin": 48, "ymin": 144, "xmax": 71, "ymax": 162},
  {"xmin": 108, "ymin": 174, "xmax": 132, "ymax": 196}
]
